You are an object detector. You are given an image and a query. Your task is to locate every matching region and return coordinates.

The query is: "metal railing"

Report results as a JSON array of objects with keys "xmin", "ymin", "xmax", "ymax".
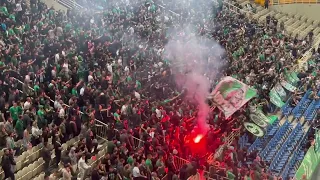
[
  {"xmin": 57, "ymin": 0, "xmax": 84, "ymax": 10},
  {"xmin": 213, "ymin": 129, "xmax": 241, "ymax": 159},
  {"xmin": 172, "ymin": 156, "xmax": 230, "ymax": 180}
]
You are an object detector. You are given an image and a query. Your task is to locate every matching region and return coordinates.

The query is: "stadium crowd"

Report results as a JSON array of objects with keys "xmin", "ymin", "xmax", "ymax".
[{"xmin": 0, "ymin": 0, "xmax": 319, "ymax": 179}]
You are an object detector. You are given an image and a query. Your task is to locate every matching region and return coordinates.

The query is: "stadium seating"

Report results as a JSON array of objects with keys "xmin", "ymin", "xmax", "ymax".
[
  {"xmin": 291, "ymin": 89, "xmax": 312, "ymax": 118},
  {"xmin": 238, "ymin": 134, "xmax": 250, "ymax": 149},
  {"xmin": 247, "ymin": 118, "xmax": 280, "ymax": 154},
  {"xmin": 260, "ymin": 121, "xmax": 293, "ymax": 162},
  {"xmin": 239, "ymin": 0, "xmax": 320, "ymax": 41},
  {"xmin": 269, "ymin": 123, "xmax": 304, "ymax": 175}
]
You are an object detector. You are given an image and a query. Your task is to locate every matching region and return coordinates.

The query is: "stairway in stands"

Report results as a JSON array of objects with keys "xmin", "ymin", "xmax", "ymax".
[{"xmin": 240, "ymin": 89, "xmax": 320, "ymax": 180}]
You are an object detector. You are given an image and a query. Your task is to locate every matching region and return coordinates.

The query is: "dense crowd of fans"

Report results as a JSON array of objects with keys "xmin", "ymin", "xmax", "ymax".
[{"xmin": 0, "ymin": 0, "xmax": 319, "ymax": 179}]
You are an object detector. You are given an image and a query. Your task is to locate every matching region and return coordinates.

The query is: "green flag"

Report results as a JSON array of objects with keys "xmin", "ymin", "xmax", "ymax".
[
  {"xmin": 274, "ymin": 83, "xmax": 287, "ymax": 100},
  {"xmin": 285, "ymin": 73, "xmax": 299, "ymax": 84},
  {"xmin": 268, "ymin": 115, "xmax": 278, "ymax": 125},
  {"xmin": 269, "ymin": 88, "xmax": 285, "ymax": 108},
  {"xmin": 281, "ymin": 80, "xmax": 296, "ymax": 92}
]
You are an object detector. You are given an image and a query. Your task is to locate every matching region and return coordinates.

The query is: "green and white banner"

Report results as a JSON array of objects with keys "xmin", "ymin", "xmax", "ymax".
[
  {"xmin": 315, "ymin": 129, "xmax": 320, "ymax": 153},
  {"xmin": 274, "ymin": 83, "xmax": 287, "ymax": 100},
  {"xmin": 295, "ymin": 145, "xmax": 320, "ymax": 179},
  {"xmin": 249, "ymin": 106, "xmax": 271, "ymax": 128},
  {"xmin": 281, "ymin": 80, "xmax": 297, "ymax": 92},
  {"xmin": 285, "ymin": 71, "xmax": 300, "ymax": 85},
  {"xmin": 244, "ymin": 122, "xmax": 264, "ymax": 137},
  {"xmin": 269, "ymin": 88, "xmax": 285, "ymax": 108},
  {"xmin": 210, "ymin": 76, "xmax": 257, "ymax": 118},
  {"xmin": 296, "ymin": 130, "xmax": 320, "ymax": 179}
]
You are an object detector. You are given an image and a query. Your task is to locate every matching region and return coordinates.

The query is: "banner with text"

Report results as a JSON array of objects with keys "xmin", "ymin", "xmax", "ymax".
[{"xmin": 210, "ymin": 76, "xmax": 257, "ymax": 118}]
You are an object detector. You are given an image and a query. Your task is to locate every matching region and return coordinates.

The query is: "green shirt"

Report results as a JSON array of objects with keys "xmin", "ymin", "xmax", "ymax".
[
  {"xmin": 8, "ymin": 28, "xmax": 15, "ymax": 36},
  {"xmin": 146, "ymin": 158, "xmax": 153, "ymax": 171},
  {"xmin": 9, "ymin": 14, "xmax": 15, "ymax": 22},
  {"xmin": 226, "ymin": 170, "xmax": 236, "ymax": 180},
  {"xmin": 9, "ymin": 106, "xmax": 22, "ymax": 121},
  {"xmin": 37, "ymin": 109, "xmax": 45, "ymax": 119},
  {"xmin": 127, "ymin": 156, "xmax": 134, "ymax": 165},
  {"xmin": 136, "ymin": 80, "xmax": 142, "ymax": 89},
  {"xmin": 113, "ymin": 112, "xmax": 120, "ymax": 122},
  {"xmin": 15, "ymin": 119, "xmax": 24, "ymax": 133},
  {"xmin": 72, "ymin": 88, "xmax": 78, "ymax": 96},
  {"xmin": 65, "ymin": 23, "xmax": 72, "ymax": 31},
  {"xmin": 126, "ymin": 76, "xmax": 132, "ymax": 82},
  {"xmin": 34, "ymin": 85, "xmax": 40, "ymax": 91},
  {"xmin": 259, "ymin": 53, "xmax": 265, "ymax": 61},
  {"xmin": 0, "ymin": 6, "xmax": 8, "ymax": 16},
  {"xmin": 161, "ymin": 99, "xmax": 171, "ymax": 105}
]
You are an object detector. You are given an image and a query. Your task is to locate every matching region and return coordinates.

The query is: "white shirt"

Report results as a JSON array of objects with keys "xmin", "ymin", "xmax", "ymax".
[
  {"xmin": 62, "ymin": 168, "xmax": 72, "ymax": 180},
  {"xmin": 134, "ymin": 91, "xmax": 141, "ymax": 100},
  {"xmin": 129, "ymin": 27, "xmax": 134, "ymax": 35},
  {"xmin": 23, "ymin": 101, "xmax": 31, "ymax": 110},
  {"xmin": 16, "ymin": 3, "xmax": 22, "ymax": 11},
  {"xmin": 55, "ymin": 53, "xmax": 60, "ymax": 63},
  {"xmin": 78, "ymin": 157, "xmax": 91, "ymax": 178},
  {"xmin": 88, "ymin": 75, "xmax": 94, "ymax": 82},
  {"xmin": 59, "ymin": 108, "xmax": 65, "ymax": 118},
  {"xmin": 51, "ymin": 69, "xmax": 56, "ymax": 78},
  {"xmin": 124, "ymin": 66, "xmax": 129, "ymax": 73},
  {"xmin": 54, "ymin": 101, "xmax": 62, "ymax": 110},
  {"xmin": 25, "ymin": 75, "xmax": 30, "ymax": 82},
  {"xmin": 56, "ymin": 27, "xmax": 63, "ymax": 36},
  {"xmin": 118, "ymin": 59, "xmax": 122, "ymax": 66},
  {"xmin": 107, "ymin": 64, "xmax": 113, "ymax": 73},
  {"xmin": 31, "ymin": 126, "xmax": 42, "ymax": 137},
  {"xmin": 155, "ymin": 109, "xmax": 162, "ymax": 119},
  {"xmin": 48, "ymin": 29, "xmax": 55, "ymax": 39},
  {"xmin": 132, "ymin": 166, "xmax": 141, "ymax": 177},
  {"xmin": 157, "ymin": 62, "xmax": 163, "ymax": 67},
  {"xmin": 80, "ymin": 87, "xmax": 85, "ymax": 96},
  {"xmin": 121, "ymin": 105, "xmax": 128, "ymax": 115}
]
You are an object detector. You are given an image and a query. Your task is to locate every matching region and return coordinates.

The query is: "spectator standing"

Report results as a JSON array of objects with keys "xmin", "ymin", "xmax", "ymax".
[
  {"xmin": 1, "ymin": 148, "xmax": 16, "ymax": 180},
  {"xmin": 78, "ymin": 153, "xmax": 91, "ymax": 180},
  {"xmin": 69, "ymin": 147, "xmax": 78, "ymax": 172},
  {"xmin": 62, "ymin": 165, "xmax": 72, "ymax": 180},
  {"xmin": 133, "ymin": 162, "xmax": 147, "ymax": 180},
  {"xmin": 54, "ymin": 135, "xmax": 62, "ymax": 167},
  {"xmin": 42, "ymin": 142, "xmax": 52, "ymax": 173}
]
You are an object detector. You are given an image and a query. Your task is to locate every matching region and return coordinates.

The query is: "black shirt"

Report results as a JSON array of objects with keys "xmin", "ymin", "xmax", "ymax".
[{"xmin": 91, "ymin": 169, "xmax": 100, "ymax": 180}]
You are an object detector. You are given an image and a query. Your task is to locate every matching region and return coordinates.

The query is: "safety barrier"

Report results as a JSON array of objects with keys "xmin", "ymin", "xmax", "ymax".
[
  {"xmin": 213, "ymin": 129, "xmax": 241, "ymax": 159},
  {"xmin": 57, "ymin": 0, "xmax": 83, "ymax": 10},
  {"xmin": 172, "ymin": 156, "xmax": 230, "ymax": 180},
  {"xmin": 12, "ymin": 78, "xmax": 111, "ymax": 140}
]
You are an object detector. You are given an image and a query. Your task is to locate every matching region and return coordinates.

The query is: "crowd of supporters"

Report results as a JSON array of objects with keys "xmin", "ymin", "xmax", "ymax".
[{"xmin": 0, "ymin": 0, "xmax": 319, "ymax": 179}]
